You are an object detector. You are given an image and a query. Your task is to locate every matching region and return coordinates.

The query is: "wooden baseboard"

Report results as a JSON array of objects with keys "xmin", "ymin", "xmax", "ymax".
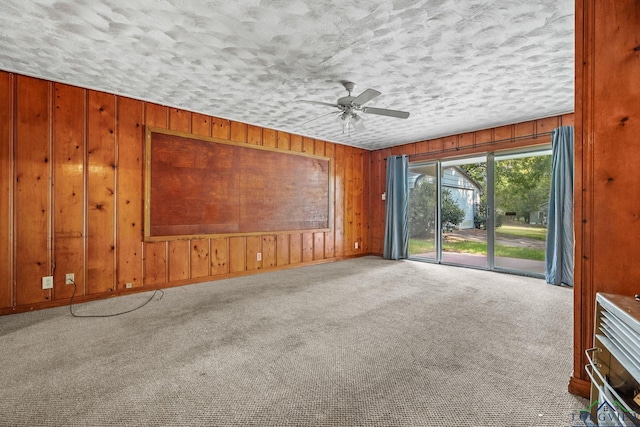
[
  {"xmin": 0, "ymin": 253, "xmax": 375, "ymax": 316},
  {"xmin": 568, "ymin": 376, "xmax": 591, "ymax": 399}
]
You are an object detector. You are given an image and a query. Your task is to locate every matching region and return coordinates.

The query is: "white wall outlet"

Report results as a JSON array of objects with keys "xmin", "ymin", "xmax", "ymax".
[
  {"xmin": 257, "ymin": 252, "xmax": 262, "ymax": 261},
  {"xmin": 65, "ymin": 273, "xmax": 74, "ymax": 285},
  {"xmin": 355, "ymin": 242, "xmax": 359, "ymax": 249},
  {"xmin": 42, "ymin": 276, "xmax": 53, "ymax": 290},
  {"xmin": 381, "ymin": 192, "xmax": 386, "ymax": 200},
  {"xmin": 125, "ymin": 282, "xmax": 133, "ymax": 289}
]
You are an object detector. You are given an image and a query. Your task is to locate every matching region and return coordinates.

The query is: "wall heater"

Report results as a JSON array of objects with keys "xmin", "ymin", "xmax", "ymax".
[{"xmin": 586, "ymin": 293, "xmax": 640, "ymax": 426}]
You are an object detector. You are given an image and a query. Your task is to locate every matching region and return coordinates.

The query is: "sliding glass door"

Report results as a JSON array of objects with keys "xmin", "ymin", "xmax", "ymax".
[
  {"xmin": 408, "ymin": 162, "xmax": 438, "ymax": 261},
  {"xmin": 440, "ymin": 156, "xmax": 487, "ymax": 268},
  {"xmin": 408, "ymin": 147, "xmax": 551, "ymax": 278},
  {"xmin": 493, "ymin": 150, "xmax": 552, "ymax": 275}
]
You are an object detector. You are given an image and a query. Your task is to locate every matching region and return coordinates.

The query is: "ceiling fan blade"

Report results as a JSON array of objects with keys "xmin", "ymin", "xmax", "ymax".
[
  {"xmin": 362, "ymin": 107, "xmax": 410, "ymax": 119},
  {"xmin": 351, "ymin": 88, "xmax": 381, "ymax": 106},
  {"xmin": 297, "ymin": 100, "xmax": 341, "ymax": 108},
  {"xmin": 300, "ymin": 110, "xmax": 340, "ymax": 126}
]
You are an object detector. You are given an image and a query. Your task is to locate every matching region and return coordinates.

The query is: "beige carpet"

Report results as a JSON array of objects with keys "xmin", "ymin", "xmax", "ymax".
[{"xmin": 0, "ymin": 256, "xmax": 586, "ymax": 426}]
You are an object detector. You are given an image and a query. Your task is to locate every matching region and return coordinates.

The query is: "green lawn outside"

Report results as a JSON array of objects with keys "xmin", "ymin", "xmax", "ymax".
[
  {"xmin": 410, "ymin": 239, "xmax": 545, "ymax": 261},
  {"xmin": 410, "ymin": 224, "xmax": 547, "ymax": 261},
  {"xmin": 495, "ymin": 224, "xmax": 547, "ymax": 241}
]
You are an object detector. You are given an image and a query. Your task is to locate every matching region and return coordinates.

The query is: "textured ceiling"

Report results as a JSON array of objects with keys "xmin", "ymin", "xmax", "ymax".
[{"xmin": 0, "ymin": 0, "xmax": 574, "ymax": 150}]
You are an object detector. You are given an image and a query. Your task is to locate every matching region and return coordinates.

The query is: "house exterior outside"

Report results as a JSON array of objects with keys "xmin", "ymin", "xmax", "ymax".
[{"xmin": 409, "ymin": 166, "xmax": 481, "ymax": 230}]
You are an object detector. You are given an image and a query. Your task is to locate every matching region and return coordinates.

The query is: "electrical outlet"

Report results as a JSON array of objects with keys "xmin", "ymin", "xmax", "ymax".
[
  {"xmin": 257, "ymin": 252, "xmax": 262, "ymax": 261},
  {"xmin": 355, "ymin": 242, "xmax": 359, "ymax": 249},
  {"xmin": 125, "ymin": 282, "xmax": 133, "ymax": 289},
  {"xmin": 381, "ymin": 192, "xmax": 386, "ymax": 200},
  {"xmin": 65, "ymin": 273, "xmax": 74, "ymax": 285},
  {"xmin": 42, "ymin": 276, "xmax": 53, "ymax": 290}
]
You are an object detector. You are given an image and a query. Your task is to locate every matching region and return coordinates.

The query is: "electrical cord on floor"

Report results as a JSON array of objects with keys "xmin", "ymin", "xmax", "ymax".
[{"xmin": 68, "ymin": 280, "xmax": 164, "ymax": 318}]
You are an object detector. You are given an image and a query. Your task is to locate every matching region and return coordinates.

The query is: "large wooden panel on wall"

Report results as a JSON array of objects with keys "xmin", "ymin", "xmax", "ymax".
[
  {"xmin": 571, "ymin": 0, "xmax": 640, "ymax": 398},
  {"xmin": 1, "ymin": 70, "xmax": 371, "ymax": 315},
  {"xmin": 146, "ymin": 129, "xmax": 331, "ymax": 238}
]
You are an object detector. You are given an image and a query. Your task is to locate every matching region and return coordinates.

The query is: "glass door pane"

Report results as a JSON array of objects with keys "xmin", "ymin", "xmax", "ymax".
[
  {"xmin": 440, "ymin": 157, "xmax": 487, "ymax": 268},
  {"xmin": 408, "ymin": 163, "xmax": 438, "ymax": 261},
  {"xmin": 494, "ymin": 150, "xmax": 552, "ymax": 275}
]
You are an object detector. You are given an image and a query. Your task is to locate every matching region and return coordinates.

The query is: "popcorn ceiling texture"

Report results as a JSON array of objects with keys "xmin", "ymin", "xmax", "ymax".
[{"xmin": 0, "ymin": 0, "xmax": 574, "ymax": 149}]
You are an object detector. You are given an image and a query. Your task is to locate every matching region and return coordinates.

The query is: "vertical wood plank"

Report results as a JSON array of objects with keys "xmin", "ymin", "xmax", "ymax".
[
  {"xmin": 212, "ymin": 117, "xmax": 230, "ymax": 139},
  {"xmin": 191, "ymin": 113, "xmax": 211, "ymax": 137},
  {"xmin": 441, "ymin": 136, "xmax": 458, "ymax": 151},
  {"xmin": 262, "ymin": 129, "xmax": 277, "ymax": 148},
  {"xmin": 514, "ymin": 121, "xmax": 535, "ymax": 138},
  {"xmin": 313, "ymin": 140, "xmax": 325, "ymax": 259},
  {"xmin": 493, "ymin": 125, "xmax": 513, "ymax": 141},
  {"xmin": 144, "ymin": 103, "xmax": 168, "ymax": 129},
  {"xmin": 116, "ymin": 97, "xmax": 144, "ymax": 289},
  {"xmin": 169, "ymin": 108, "xmax": 191, "ymax": 133},
  {"xmin": 289, "ymin": 233, "xmax": 302, "ymax": 264},
  {"xmin": 290, "ymin": 134, "xmax": 302, "ymax": 152},
  {"xmin": 362, "ymin": 150, "xmax": 371, "ymax": 253},
  {"xmin": 352, "ymin": 150, "xmax": 363, "ymax": 253},
  {"xmin": 302, "ymin": 233, "xmax": 314, "ymax": 262},
  {"xmin": 15, "ymin": 76, "xmax": 51, "ymax": 306},
  {"xmin": 313, "ymin": 233, "xmax": 324, "ymax": 260},
  {"xmin": 458, "ymin": 133, "xmax": 475, "ymax": 149},
  {"xmin": 229, "ymin": 237, "xmax": 245, "ymax": 273},
  {"xmin": 334, "ymin": 144, "xmax": 345, "ymax": 258},
  {"xmin": 0, "ymin": 72, "xmax": 12, "ymax": 308},
  {"xmin": 324, "ymin": 142, "xmax": 335, "ymax": 259},
  {"xmin": 87, "ymin": 90, "xmax": 116, "ymax": 294},
  {"xmin": 262, "ymin": 235, "xmax": 276, "ymax": 268},
  {"xmin": 53, "ymin": 83, "xmax": 85, "ymax": 299},
  {"xmin": 475, "ymin": 129, "xmax": 493, "ymax": 145},
  {"xmin": 246, "ymin": 236, "xmax": 262, "ymax": 270},
  {"xmin": 247, "ymin": 125, "xmax": 262, "ymax": 145},
  {"xmin": 414, "ymin": 140, "xmax": 428, "ymax": 154},
  {"xmin": 427, "ymin": 138, "xmax": 443, "ymax": 153},
  {"xmin": 210, "ymin": 238, "xmax": 228, "ymax": 275},
  {"xmin": 277, "ymin": 132, "xmax": 290, "ymax": 150},
  {"xmin": 276, "ymin": 234, "xmax": 289, "ymax": 266},
  {"xmin": 536, "ymin": 116, "xmax": 560, "ymax": 135},
  {"xmin": 143, "ymin": 241, "xmax": 167, "ymax": 285},
  {"xmin": 190, "ymin": 239, "xmax": 210, "ymax": 279},
  {"xmin": 560, "ymin": 113, "xmax": 575, "ymax": 126},
  {"xmin": 230, "ymin": 121, "xmax": 247, "ymax": 143},
  {"xmin": 168, "ymin": 240, "xmax": 190, "ymax": 282},
  {"xmin": 344, "ymin": 147, "xmax": 354, "ymax": 255},
  {"xmin": 210, "ymin": 238, "xmax": 229, "ymax": 276},
  {"xmin": 302, "ymin": 137, "xmax": 314, "ymax": 153}
]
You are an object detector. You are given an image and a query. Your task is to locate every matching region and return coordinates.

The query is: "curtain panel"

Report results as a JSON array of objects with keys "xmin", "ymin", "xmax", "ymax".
[
  {"xmin": 545, "ymin": 126, "xmax": 574, "ymax": 286},
  {"xmin": 383, "ymin": 155, "xmax": 409, "ymax": 260}
]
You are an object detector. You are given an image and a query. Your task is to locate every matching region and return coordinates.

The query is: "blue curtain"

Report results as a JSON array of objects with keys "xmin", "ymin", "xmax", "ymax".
[
  {"xmin": 545, "ymin": 126, "xmax": 574, "ymax": 286},
  {"xmin": 383, "ymin": 155, "xmax": 409, "ymax": 260}
]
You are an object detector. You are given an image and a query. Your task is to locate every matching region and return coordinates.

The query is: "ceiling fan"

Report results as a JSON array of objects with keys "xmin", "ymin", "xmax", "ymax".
[{"xmin": 298, "ymin": 81, "xmax": 410, "ymax": 134}]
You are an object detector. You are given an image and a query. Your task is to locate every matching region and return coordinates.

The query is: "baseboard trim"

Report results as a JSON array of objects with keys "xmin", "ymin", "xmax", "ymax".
[
  {"xmin": 568, "ymin": 376, "xmax": 590, "ymax": 399},
  {"xmin": 0, "ymin": 254, "xmax": 375, "ymax": 316}
]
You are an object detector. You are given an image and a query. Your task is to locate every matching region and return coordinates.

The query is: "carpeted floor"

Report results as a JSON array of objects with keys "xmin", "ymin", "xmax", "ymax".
[{"xmin": 0, "ymin": 256, "xmax": 587, "ymax": 426}]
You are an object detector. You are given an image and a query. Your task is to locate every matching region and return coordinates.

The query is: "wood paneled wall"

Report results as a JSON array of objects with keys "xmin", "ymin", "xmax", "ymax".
[
  {"xmin": 368, "ymin": 113, "xmax": 574, "ymax": 255},
  {"xmin": 570, "ymin": 0, "xmax": 640, "ymax": 398},
  {"xmin": 0, "ymin": 71, "xmax": 370, "ymax": 314}
]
